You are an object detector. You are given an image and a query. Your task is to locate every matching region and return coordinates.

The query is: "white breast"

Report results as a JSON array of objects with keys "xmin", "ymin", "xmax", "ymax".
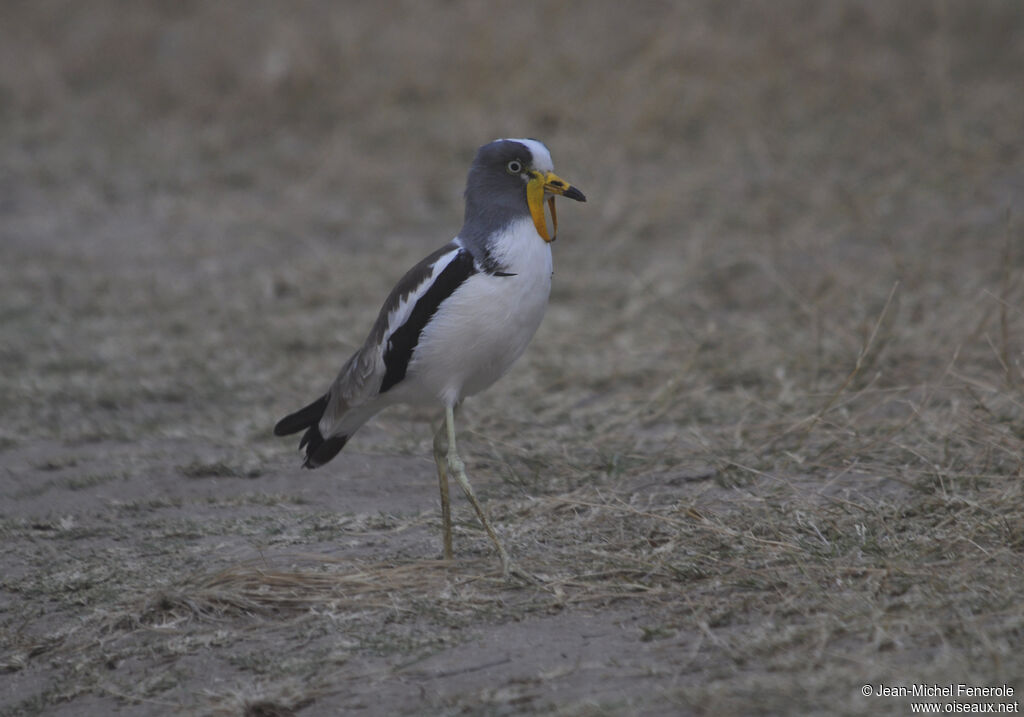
[{"xmin": 408, "ymin": 218, "xmax": 553, "ymax": 406}]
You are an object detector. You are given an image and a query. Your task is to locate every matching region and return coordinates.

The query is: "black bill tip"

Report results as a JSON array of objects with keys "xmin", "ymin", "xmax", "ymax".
[{"xmin": 563, "ymin": 186, "xmax": 586, "ymax": 202}]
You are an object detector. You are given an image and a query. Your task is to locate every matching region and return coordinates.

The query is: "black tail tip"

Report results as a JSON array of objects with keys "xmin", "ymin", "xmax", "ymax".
[
  {"xmin": 275, "ymin": 394, "xmax": 348, "ymax": 468},
  {"xmin": 298, "ymin": 428, "xmax": 348, "ymax": 469},
  {"xmin": 274, "ymin": 394, "xmax": 330, "ymax": 437}
]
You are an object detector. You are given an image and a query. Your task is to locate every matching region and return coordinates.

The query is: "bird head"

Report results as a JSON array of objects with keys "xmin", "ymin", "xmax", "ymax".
[{"xmin": 465, "ymin": 138, "xmax": 586, "ymax": 242}]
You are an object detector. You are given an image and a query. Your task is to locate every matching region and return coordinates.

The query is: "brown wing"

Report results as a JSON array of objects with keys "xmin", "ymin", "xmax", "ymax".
[{"xmin": 319, "ymin": 241, "xmax": 462, "ymax": 430}]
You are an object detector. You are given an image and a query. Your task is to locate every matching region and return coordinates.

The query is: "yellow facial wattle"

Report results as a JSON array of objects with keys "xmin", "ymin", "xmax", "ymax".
[
  {"xmin": 527, "ymin": 174, "xmax": 553, "ymax": 241},
  {"xmin": 526, "ymin": 170, "xmax": 586, "ymax": 243}
]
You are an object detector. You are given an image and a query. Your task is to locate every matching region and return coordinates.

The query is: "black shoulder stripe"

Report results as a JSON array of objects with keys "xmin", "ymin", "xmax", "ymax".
[
  {"xmin": 379, "ymin": 250, "xmax": 477, "ymax": 393},
  {"xmin": 477, "ymin": 247, "xmax": 518, "ymax": 277}
]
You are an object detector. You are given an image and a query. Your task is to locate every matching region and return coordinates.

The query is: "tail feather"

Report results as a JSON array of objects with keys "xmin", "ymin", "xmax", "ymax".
[
  {"xmin": 274, "ymin": 394, "xmax": 349, "ymax": 469},
  {"xmin": 302, "ymin": 433, "xmax": 349, "ymax": 469},
  {"xmin": 274, "ymin": 394, "xmax": 329, "ymax": 436}
]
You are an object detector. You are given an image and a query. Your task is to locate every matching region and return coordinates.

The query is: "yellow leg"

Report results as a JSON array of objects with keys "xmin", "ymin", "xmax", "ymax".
[
  {"xmin": 444, "ymin": 404, "xmax": 520, "ymax": 577},
  {"xmin": 432, "ymin": 420, "xmax": 453, "ymax": 560}
]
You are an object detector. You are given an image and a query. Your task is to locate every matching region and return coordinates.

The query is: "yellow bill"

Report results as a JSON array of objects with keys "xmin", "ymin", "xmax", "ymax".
[{"xmin": 527, "ymin": 170, "xmax": 586, "ymax": 242}]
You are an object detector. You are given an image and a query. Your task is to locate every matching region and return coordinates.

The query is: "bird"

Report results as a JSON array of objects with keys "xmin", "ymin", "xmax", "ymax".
[{"xmin": 274, "ymin": 138, "xmax": 585, "ymax": 576}]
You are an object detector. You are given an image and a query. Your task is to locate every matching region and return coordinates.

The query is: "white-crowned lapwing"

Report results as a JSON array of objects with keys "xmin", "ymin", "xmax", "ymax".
[{"xmin": 275, "ymin": 138, "xmax": 585, "ymax": 576}]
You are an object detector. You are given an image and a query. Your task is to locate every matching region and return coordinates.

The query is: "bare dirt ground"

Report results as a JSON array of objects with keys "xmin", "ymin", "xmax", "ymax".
[{"xmin": 2, "ymin": 2, "xmax": 1023, "ymax": 715}]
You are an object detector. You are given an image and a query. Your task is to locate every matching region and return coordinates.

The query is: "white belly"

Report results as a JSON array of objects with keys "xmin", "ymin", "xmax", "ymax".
[{"xmin": 407, "ymin": 219, "xmax": 553, "ymax": 406}]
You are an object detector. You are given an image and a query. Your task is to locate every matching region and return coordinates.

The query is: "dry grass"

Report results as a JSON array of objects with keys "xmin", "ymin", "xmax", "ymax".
[{"xmin": 2, "ymin": 1, "xmax": 1024, "ymax": 715}]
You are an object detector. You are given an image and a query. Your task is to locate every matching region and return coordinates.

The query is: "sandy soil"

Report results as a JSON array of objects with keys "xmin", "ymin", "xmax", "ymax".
[{"xmin": 2, "ymin": 2, "xmax": 1024, "ymax": 715}]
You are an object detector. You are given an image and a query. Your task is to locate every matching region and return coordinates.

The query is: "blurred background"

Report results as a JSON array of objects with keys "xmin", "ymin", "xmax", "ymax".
[{"xmin": 1, "ymin": 0, "xmax": 1022, "ymax": 464}]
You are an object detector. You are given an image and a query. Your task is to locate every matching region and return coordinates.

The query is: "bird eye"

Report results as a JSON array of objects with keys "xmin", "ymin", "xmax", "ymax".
[{"xmin": 506, "ymin": 160, "xmax": 523, "ymax": 174}]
